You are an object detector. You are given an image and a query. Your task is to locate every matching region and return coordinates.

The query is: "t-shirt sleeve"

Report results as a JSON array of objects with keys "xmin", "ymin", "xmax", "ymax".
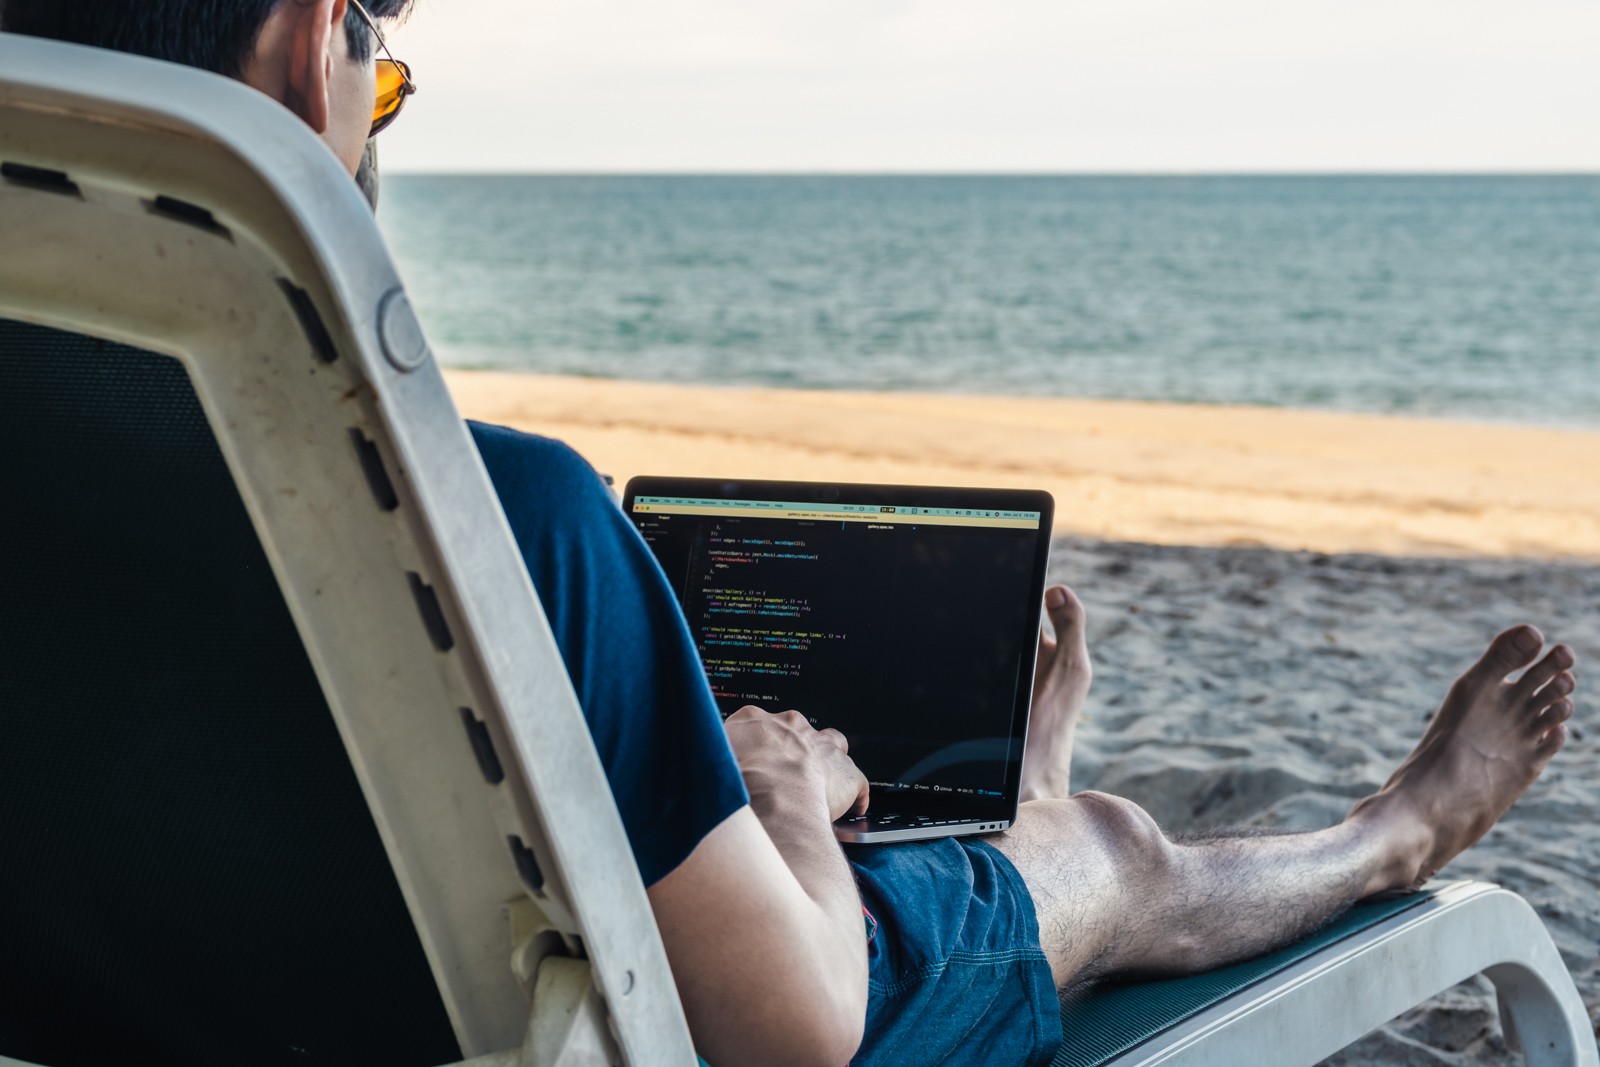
[{"xmin": 467, "ymin": 420, "xmax": 749, "ymax": 887}]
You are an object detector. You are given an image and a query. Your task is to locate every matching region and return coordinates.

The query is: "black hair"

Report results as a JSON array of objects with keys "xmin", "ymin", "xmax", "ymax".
[{"xmin": 0, "ymin": 0, "xmax": 412, "ymax": 79}]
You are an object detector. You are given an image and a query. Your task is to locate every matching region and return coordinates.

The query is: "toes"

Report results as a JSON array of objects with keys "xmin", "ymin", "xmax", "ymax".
[
  {"xmin": 1045, "ymin": 584, "xmax": 1085, "ymax": 623},
  {"xmin": 1044, "ymin": 585, "xmax": 1089, "ymax": 647},
  {"xmin": 1511, "ymin": 644, "xmax": 1575, "ymax": 703},
  {"xmin": 1529, "ymin": 697, "xmax": 1574, "ymax": 738},
  {"xmin": 1038, "ymin": 585, "xmax": 1090, "ymax": 683},
  {"xmin": 1534, "ymin": 721, "xmax": 1569, "ymax": 756},
  {"xmin": 1537, "ymin": 670, "xmax": 1576, "ymax": 706},
  {"xmin": 1473, "ymin": 625, "xmax": 1545, "ymax": 680}
]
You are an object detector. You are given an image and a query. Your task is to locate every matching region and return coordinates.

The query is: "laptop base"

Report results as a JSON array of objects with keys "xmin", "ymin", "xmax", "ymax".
[{"xmin": 834, "ymin": 814, "xmax": 1012, "ymax": 845}]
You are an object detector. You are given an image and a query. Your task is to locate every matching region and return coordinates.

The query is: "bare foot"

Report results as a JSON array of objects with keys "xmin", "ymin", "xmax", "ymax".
[
  {"xmin": 1020, "ymin": 585, "xmax": 1093, "ymax": 802},
  {"xmin": 1350, "ymin": 625, "xmax": 1575, "ymax": 892}
]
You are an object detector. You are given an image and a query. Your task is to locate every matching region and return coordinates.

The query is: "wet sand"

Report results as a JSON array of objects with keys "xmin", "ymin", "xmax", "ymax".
[{"xmin": 445, "ymin": 370, "xmax": 1600, "ymax": 1062}]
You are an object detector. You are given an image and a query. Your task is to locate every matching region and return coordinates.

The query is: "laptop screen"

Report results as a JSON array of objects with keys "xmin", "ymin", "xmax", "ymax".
[{"xmin": 626, "ymin": 477, "xmax": 1053, "ymax": 817}]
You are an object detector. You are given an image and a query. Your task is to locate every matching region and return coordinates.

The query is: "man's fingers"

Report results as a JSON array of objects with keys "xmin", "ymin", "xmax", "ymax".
[
  {"xmin": 834, "ymin": 746, "xmax": 871, "ymax": 817},
  {"xmin": 726, "ymin": 705, "xmax": 768, "ymax": 723},
  {"xmin": 818, "ymin": 727, "xmax": 849, "ymax": 754}
]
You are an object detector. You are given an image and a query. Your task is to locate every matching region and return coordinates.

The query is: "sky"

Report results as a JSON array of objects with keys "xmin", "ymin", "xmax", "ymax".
[{"xmin": 378, "ymin": 0, "xmax": 1600, "ymax": 174}]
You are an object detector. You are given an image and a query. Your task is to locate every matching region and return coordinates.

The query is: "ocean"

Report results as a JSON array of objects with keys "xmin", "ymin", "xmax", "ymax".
[{"xmin": 377, "ymin": 175, "xmax": 1600, "ymax": 428}]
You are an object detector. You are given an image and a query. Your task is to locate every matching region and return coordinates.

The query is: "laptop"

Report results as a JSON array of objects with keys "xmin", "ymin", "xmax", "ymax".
[{"xmin": 624, "ymin": 476, "xmax": 1054, "ymax": 844}]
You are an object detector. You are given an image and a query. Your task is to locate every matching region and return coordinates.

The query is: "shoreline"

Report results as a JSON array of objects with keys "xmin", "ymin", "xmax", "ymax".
[{"xmin": 442, "ymin": 369, "xmax": 1600, "ymax": 560}]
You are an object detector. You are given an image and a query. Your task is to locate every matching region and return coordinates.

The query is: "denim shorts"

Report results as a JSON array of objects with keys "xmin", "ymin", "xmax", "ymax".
[{"xmin": 845, "ymin": 837, "xmax": 1062, "ymax": 1067}]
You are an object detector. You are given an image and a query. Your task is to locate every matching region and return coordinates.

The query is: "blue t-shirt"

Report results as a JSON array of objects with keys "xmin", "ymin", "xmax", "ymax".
[
  {"xmin": 468, "ymin": 421, "xmax": 749, "ymax": 887},
  {"xmin": 469, "ymin": 422, "xmax": 1059, "ymax": 1064}
]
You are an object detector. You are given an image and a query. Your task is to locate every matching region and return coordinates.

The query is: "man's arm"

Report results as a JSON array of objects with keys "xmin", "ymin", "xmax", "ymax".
[{"xmin": 647, "ymin": 708, "xmax": 870, "ymax": 1067}]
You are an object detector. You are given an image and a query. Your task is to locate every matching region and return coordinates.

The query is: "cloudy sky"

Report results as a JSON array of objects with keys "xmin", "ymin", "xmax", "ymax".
[{"xmin": 379, "ymin": 0, "xmax": 1600, "ymax": 173}]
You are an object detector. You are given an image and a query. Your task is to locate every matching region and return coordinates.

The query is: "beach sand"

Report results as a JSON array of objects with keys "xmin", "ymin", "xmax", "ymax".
[
  {"xmin": 445, "ymin": 371, "xmax": 1600, "ymax": 1062},
  {"xmin": 1058, "ymin": 538, "xmax": 1600, "ymax": 1065},
  {"xmin": 444, "ymin": 369, "xmax": 1600, "ymax": 560}
]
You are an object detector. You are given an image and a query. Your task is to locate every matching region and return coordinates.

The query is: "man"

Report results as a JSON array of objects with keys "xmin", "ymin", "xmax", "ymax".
[{"xmin": 0, "ymin": 3, "xmax": 1577, "ymax": 1064}]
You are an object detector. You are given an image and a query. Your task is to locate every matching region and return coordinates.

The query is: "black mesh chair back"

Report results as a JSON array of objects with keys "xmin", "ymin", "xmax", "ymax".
[{"xmin": 0, "ymin": 318, "xmax": 462, "ymax": 1067}]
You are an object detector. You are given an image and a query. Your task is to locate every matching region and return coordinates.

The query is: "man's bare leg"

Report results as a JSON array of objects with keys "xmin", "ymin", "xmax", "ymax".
[
  {"xmin": 992, "ymin": 611, "xmax": 1575, "ymax": 990},
  {"xmin": 1020, "ymin": 585, "xmax": 1093, "ymax": 802}
]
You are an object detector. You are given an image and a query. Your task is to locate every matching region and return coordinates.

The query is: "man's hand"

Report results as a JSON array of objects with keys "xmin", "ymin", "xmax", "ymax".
[
  {"xmin": 724, "ymin": 706, "xmax": 870, "ymax": 822},
  {"xmin": 653, "ymin": 707, "xmax": 871, "ymax": 1064}
]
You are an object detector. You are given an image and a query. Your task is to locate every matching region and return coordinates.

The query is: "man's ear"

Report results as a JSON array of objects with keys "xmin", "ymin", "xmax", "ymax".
[{"xmin": 282, "ymin": 0, "xmax": 346, "ymax": 134}]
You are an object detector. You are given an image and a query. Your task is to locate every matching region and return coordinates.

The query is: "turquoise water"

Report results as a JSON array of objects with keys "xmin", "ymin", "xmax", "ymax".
[{"xmin": 377, "ymin": 175, "xmax": 1600, "ymax": 427}]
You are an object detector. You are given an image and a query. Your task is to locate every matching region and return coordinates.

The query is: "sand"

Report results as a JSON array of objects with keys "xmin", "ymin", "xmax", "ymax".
[
  {"xmin": 444, "ymin": 371, "xmax": 1600, "ymax": 1063},
  {"xmin": 443, "ymin": 369, "xmax": 1600, "ymax": 561},
  {"xmin": 1056, "ymin": 539, "xmax": 1600, "ymax": 1065}
]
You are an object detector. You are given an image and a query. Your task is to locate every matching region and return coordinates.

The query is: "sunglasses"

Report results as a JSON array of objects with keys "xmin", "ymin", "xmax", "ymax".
[{"xmin": 348, "ymin": 0, "xmax": 416, "ymax": 136}]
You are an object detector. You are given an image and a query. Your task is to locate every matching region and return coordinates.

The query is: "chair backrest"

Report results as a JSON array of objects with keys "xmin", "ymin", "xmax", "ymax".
[
  {"xmin": 0, "ymin": 318, "xmax": 464, "ymax": 1066},
  {"xmin": 0, "ymin": 32, "xmax": 695, "ymax": 1066}
]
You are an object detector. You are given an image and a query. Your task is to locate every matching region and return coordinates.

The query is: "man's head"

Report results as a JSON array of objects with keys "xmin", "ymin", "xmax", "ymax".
[{"xmin": 0, "ymin": 0, "xmax": 412, "ymax": 176}]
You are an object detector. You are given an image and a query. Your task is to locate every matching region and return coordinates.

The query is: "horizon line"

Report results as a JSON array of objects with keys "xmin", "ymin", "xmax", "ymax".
[{"xmin": 382, "ymin": 168, "xmax": 1600, "ymax": 179}]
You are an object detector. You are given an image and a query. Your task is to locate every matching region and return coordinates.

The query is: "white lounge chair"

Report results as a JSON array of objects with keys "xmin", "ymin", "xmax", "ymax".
[{"xmin": 0, "ymin": 33, "xmax": 1592, "ymax": 1067}]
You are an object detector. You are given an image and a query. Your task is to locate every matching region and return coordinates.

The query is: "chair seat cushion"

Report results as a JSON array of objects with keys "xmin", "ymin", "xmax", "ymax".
[{"xmin": 1051, "ymin": 889, "xmax": 1437, "ymax": 1067}]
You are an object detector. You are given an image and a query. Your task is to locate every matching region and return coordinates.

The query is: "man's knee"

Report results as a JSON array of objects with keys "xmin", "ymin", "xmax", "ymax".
[
  {"xmin": 1016, "ymin": 791, "xmax": 1178, "ymax": 878},
  {"xmin": 1067, "ymin": 794, "xmax": 1236, "ymax": 972},
  {"xmin": 1071, "ymin": 791, "xmax": 1170, "ymax": 851},
  {"xmin": 1004, "ymin": 793, "xmax": 1192, "ymax": 980}
]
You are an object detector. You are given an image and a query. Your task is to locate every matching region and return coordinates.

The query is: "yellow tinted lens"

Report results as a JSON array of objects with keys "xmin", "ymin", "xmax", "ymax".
[{"xmin": 371, "ymin": 60, "xmax": 411, "ymax": 134}]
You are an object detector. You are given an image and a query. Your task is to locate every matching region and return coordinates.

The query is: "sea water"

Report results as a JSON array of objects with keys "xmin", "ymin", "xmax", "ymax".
[{"xmin": 377, "ymin": 175, "xmax": 1600, "ymax": 428}]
